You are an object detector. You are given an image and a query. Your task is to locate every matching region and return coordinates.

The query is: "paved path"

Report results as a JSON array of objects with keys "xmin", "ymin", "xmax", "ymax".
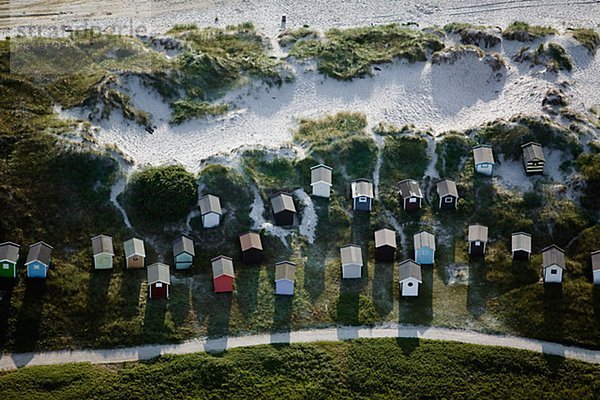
[{"xmin": 2, "ymin": 324, "xmax": 600, "ymax": 370}]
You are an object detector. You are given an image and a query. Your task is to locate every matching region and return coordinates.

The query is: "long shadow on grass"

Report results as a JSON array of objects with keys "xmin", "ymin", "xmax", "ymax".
[
  {"xmin": 235, "ymin": 265, "xmax": 261, "ymax": 321},
  {"xmin": 0, "ymin": 280, "xmax": 16, "ymax": 347},
  {"xmin": 398, "ymin": 266, "xmax": 433, "ymax": 325},
  {"xmin": 271, "ymin": 295, "xmax": 293, "ymax": 344},
  {"xmin": 142, "ymin": 297, "xmax": 168, "ymax": 344},
  {"xmin": 304, "ymin": 249, "xmax": 325, "ymax": 301},
  {"xmin": 372, "ymin": 261, "xmax": 394, "ymax": 317},
  {"xmin": 594, "ymin": 286, "xmax": 600, "ymax": 332},
  {"xmin": 119, "ymin": 269, "xmax": 144, "ymax": 318},
  {"xmin": 85, "ymin": 269, "xmax": 112, "ymax": 338},
  {"xmin": 543, "ymin": 284, "xmax": 564, "ymax": 344},
  {"xmin": 205, "ymin": 292, "xmax": 233, "ymax": 352},
  {"xmin": 466, "ymin": 259, "xmax": 489, "ymax": 318},
  {"xmin": 13, "ymin": 279, "xmax": 46, "ymax": 352}
]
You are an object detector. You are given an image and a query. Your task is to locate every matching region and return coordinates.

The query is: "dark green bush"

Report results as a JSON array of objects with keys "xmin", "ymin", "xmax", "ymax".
[{"xmin": 124, "ymin": 165, "xmax": 197, "ymax": 224}]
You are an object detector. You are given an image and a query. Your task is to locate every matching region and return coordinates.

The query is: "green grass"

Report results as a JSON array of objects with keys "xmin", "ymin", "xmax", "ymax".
[
  {"xmin": 570, "ymin": 28, "xmax": 600, "ymax": 53},
  {"xmin": 170, "ymin": 99, "xmax": 229, "ymax": 124},
  {"xmin": 288, "ymin": 24, "xmax": 444, "ymax": 79},
  {"xmin": 379, "ymin": 132, "xmax": 430, "ymax": 184},
  {"xmin": 476, "ymin": 115, "xmax": 582, "ymax": 160},
  {"xmin": 502, "ymin": 21, "xmax": 557, "ymax": 41},
  {"xmin": 278, "ymin": 27, "xmax": 318, "ymax": 47},
  {"xmin": 435, "ymin": 133, "xmax": 472, "ymax": 178},
  {"xmin": 2, "ymin": 339, "xmax": 600, "ymax": 399},
  {"xmin": 121, "ymin": 165, "xmax": 198, "ymax": 228}
]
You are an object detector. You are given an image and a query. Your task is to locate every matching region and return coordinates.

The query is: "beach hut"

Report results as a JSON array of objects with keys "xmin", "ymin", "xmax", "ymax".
[
  {"xmin": 351, "ymin": 179, "xmax": 374, "ymax": 211},
  {"xmin": 473, "ymin": 145, "xmax": 495, "ymax": 176},
  {"xmin": 521, "ymin": 142, "xmax": 545, "ymax": 174},
  {"xmin": 0, "ymin": 242, "xmax": 20, "ymax": 278},
  {"xmin": 592, "ymin": 251, "xmax": 600, "ymax": 285},
  {"xmin": 398, "ymin": 260, "xmax": 422, "ymax": 297},
  {"xmin": 542, "ymin": 245, "xmax": 565, "ymax": 284},
  {"xmin": 374, "ymin": 228, "xmax": 397, "ymax": 262},
  {"xmin": 147, "ymin": 262, "xmax": 171, "ymax": 299},
  {"xmin": 212, "ymin": 256, "xmax": 235, "ymax": 293},
  {"xmin": 340, "ymin": 245, "xmax": 363, "ymax": 279},
  {"xmin": 270, "ymin": 192, "xmax": 296, "ymax": 226},
  {"xmin": 310, "ymin": 164, "xmax": 333, "ymax": 198},
  {"xmin": 436, "ymin": 179, "xmax": 458, "ymax": 210},
  {"xmin": 239, "ymin": 231, "xmax": 263, "ymax": 264},
  {"xmin": 511, "ymin": 232, "xmax": 532, "ymax": 260},
  {"xmin": 468, "ymin": 224, "xmax": 488, "ymax": 257},
  {"xmin": 275, "ymin": 261, "xmax": 296, "ymax": 295},
  {"xmin": 124, "ymin": 237, "xmax": 146, "ymax": 269},
  {"xmin": 398, "ymin": 179, "xmax": 423, "ymax": 212},
  {"xmin": 172, "ymin": 234, "xmax": 195, "ymax": 269},
  {"xmin": 199, "ymin": 194, "xmax": 222, "ymax": 228},
  {"xmin": 91, "ymin": 235, "xmax": 114, "ymax": 270},
  {"xmin": 414, "ymin": 231, "xmax": 436, "ymax": 265},
  {"xmin": 25, "ymin": 241, "xmax": 52, "ymax": 278}
]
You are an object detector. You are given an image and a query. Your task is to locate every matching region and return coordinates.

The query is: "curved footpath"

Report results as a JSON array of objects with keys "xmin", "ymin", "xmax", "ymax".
[{"xmin": 2, "ymin": 324, "xmax": 600, "ymax": 370}]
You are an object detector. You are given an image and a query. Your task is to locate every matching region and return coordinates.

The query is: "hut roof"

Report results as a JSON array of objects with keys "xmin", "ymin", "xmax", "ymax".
[
  {"xmin": 270, "ymin": 192, "xmax": 296, "ymax": 214},
  {"xmin": 173, "ymin": 234, "xmax": 195, "ymax": 256},
  {"xmin": 0, "ymin": 242, "xmax": 20, "ymax": 263},
  {"xmin": 199, "ymin": 194, "xmax": 222, "ymax": 215},
  {"xmin": 239, "ymin": 232, "xmax": 263, "ymax": 252},
  {"xmin": 436, "ymin": 179, "xmax": 458, "ymax": 197},
  {"xmin": 311, "ymin": 164, "xmax": 332, "ymax": 185},
  {"xmin": 511, "ymin": 232, "xmax": 532, "ymax": 253},
  {"xmin": 414, "ymin": 231, "xmax": 436, "ymax": 250},
  {"xmin": 340, "ymin": 245, "xmax": 363, "ymax": 266},
  {"xmin": 542, "ymin": 245, "xmax": 565, "ymax": 269},
  {"xmin": 275, "ymin": 261, "xmax": 296, "ymax": 281},
  {"xmin": 374, "ymin": 228, "xmax": 397, "ymax": 249},
  {"xmin": 398, "ymin": 179, "xmax": 423, "ymax": 199},
  {"xmin": 398, "ymin": 260, "xmax": 422, "ymax": 282},
  {"xmin": 521, "ymin": 142, "xmax": 545, "ymax": 162},
  {"xmin": 468, "ymin": 224, "xmax": 488, "ymax": 242},
  {"xmin": 147, "ymin": 262, "xmax": 171, "ymax": 285},
  {"xmin": 592, "ymin": 251, "xmax": 600, "ymax": 271},
  {"xmin": 212, "ymin": 256, "xmax": 235, "ymax": 278},
  {"xmin": 26, "ymin": 241, "xmax": 53, "ymax": 266},
  {"xmin": 351, "ymin": 179, "xmax": 374, "ymax": 199},
  {"xmin": 124, "ymin": 237, "xmax": 146, "ymax": 258},
  {"xmin": 91, "ymin": 235, "xmax": 114, "ymax": 256},
  {"xmin": 473, "ymin": 145, "xmax": 495, "ymax": 165}
]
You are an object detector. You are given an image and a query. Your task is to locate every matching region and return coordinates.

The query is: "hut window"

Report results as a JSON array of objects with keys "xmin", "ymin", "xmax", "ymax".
[
  {"xmin": 358, "ymin": 197, "xmax": 367, "ymax": 203},
  {"xmin": 409, "ymin": 198, "xmax": 417, "ymax": 203},
  {"xmin": 2, "ymin": 264, "xmax": 8, "ymax": 269},
  {"xmin": 475, "ymin": 241, "xmax": 481, "ymax": 246},
  {"xmin": 444, "ymin": 197, "xmax": 453, "ymax": 203},
  {"xmin": 407, "ymin": 282, "xmax": 414, "ymax": 287},
  {"xmin": 551, "ymin": 269, "xmax": 558, "ymax": 275},
  {"xmin": 156, "ymin": 282, "xmax": 163, "ymax": 288},
  {"xmin": 133, "ymin": 256, "xmax": 138, "ymax": 261}
]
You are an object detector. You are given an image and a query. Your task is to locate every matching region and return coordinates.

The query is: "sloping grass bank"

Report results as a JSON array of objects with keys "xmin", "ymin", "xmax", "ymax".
[{"xmin": 1, "ymin": 338, "xmax": 599, "ymax": 399}]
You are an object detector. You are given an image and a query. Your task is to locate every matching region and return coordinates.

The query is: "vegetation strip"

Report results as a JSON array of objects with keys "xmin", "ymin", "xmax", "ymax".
[{"xmin": 2, "ymin": 324, "xmax": 600, "ymax": 370}]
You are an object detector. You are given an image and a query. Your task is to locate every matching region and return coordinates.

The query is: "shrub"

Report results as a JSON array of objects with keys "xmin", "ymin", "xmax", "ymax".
[
  {"xmin": 502, "ymin": 21, "xmax": 556, "ymax": 41},
  {"xmin": 123, "ymin": 165, "xmax": 198, "ymax": 224},
  {"xmin": 435, "ymin": 133, "xmax": 471, "ymax": 178},
  {"xmin": 570, "ymin": 28, "xmax": 600, "ymax": 53}
]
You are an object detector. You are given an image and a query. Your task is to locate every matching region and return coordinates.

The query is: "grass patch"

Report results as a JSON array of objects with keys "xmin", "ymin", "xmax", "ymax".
[
  {"xmin": 569, "ymin": 28, "xmax": 600, "ymax": 53},
  {"xmin": 289, "ymin": 24, "xmax": 444, "ymax": 80},
  {"xmin": 435, "ymin": 133, "xmax": 472, "ymax": 178},
  {"xmin": 170, "ymin": 99, "xmax": 228, "ymax": 124},
  {"xmin": 1, "ymin": 339, "xmax": 600, "ymax": 399},
  {"xmin": 173, "ymin": 23, "xmax": 288, "ymax": 100},
  {"xmin": 502, "ymin": 21, "xmax": 557, "ymax": 41},
  {"xmin": 379, "ymin": 132, "xmax": 430, "ymax": 184},
  {"xmin": 476, "ymin": 115, "xmax": 582, "ymax": 160},
  {"xmin": 278, "ymin": 27, "xmax": 319, "ymax": 47},
  {"xmin": 122, "ymin": 165, "xmax": 198, "ymax": 227}
]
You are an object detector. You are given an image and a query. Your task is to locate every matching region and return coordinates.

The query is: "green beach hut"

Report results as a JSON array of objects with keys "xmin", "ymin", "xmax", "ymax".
[
  {"xmin": 92, "ymin": 235, "xmax": 114, "ymax": 270},
  {"xmin": 0, "ymin": 242, "xmax": 20, "ymax": 278}
]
